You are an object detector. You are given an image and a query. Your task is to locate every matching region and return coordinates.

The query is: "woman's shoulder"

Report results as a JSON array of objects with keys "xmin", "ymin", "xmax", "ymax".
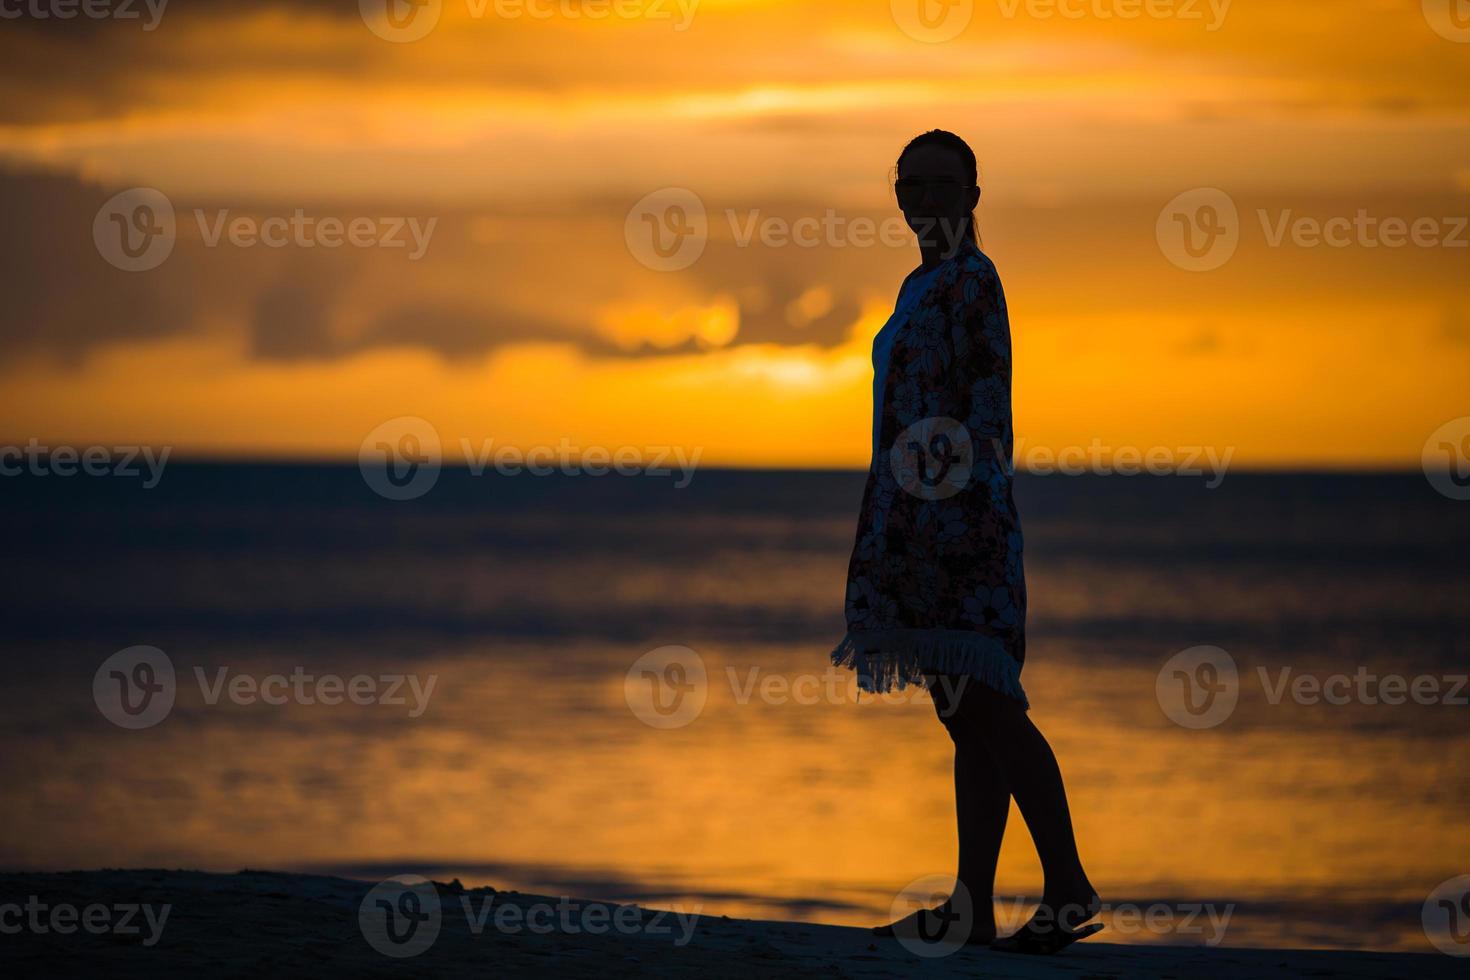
[
  {"xmin": 955, "ymin": 241, "xmax": 1000, "ymax": 283},
  {"xmin": 939, "ymin": 243, "xmax": 1003, "ymax": 313}
]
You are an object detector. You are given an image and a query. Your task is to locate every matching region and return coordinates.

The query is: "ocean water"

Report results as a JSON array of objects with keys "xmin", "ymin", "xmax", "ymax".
[{"xmin": 1, "ymin": 465, "xmax": 1466, "ymax": 953}]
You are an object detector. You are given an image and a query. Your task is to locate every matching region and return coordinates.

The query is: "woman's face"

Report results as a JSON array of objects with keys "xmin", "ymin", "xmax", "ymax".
[{"xmin": 896, "ymin": 144, "xmax": 979, "ymax": 248}]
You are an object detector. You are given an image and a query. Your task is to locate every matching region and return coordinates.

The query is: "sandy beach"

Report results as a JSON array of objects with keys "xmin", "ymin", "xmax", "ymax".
[{"xmin": 0, "ymin": 868, "xmax": 1460, "ymax": 978}]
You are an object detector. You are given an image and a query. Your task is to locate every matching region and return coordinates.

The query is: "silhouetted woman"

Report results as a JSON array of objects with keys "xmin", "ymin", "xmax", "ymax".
[{"xmin": 830, "ymin": 129, "xmax": 1100, "ymax": 955}]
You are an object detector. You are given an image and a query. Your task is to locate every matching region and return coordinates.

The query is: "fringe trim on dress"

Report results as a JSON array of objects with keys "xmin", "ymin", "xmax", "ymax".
[{"xmin": 830, "ymin": 629, "xmax": 1029, "ymax": 708}]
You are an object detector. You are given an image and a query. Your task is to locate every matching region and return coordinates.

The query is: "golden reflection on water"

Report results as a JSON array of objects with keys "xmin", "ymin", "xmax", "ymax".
[{"xmin": 5, "ymin": 638, "xmax": 1464, "ymax": 953}]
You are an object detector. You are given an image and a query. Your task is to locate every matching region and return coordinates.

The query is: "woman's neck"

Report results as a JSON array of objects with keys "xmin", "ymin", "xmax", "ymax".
[{"xmin": 918, "ymin": 236, "xmax": 967, "ymax": 270}]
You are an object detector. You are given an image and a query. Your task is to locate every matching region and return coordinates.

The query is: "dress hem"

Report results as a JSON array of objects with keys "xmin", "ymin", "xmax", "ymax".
[{"xmin": 830, "ymin": 629, "xmax": 1029, "ymax": 709}]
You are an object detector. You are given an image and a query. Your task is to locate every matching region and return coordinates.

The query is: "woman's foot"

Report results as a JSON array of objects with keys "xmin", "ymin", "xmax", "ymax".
[
  {"xmin": 873, "ymin": 900, "xmax": 997, "ymax": 946},
  {"xmin": 991, "ymin": 882, "xmax": 1102, "ymax": 955}
]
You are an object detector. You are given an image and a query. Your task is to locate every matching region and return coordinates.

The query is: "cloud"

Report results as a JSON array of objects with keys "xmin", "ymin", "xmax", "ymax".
[
  {"xmin": 0, "ymin": 168, "xmax": 891, "ymax": 365},
  {"xmin": 0, "ymin": 170, "xmax": 200, "ymax": 359}
]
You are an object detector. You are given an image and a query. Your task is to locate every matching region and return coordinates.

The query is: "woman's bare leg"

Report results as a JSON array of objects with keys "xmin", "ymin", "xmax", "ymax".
[
  {"xmin": 878, "ymin": 674, "xmax": 1096, "ymax": 946},
  {"xmin": 875, "ymin": 675, "xmax": 1008, "ymax": 944},
  {"xmin": 945, "ymin": 698, "xmax": 1010, "ymax": 940},
  {"xmin": 951, "ymin": 681, "xmax": 1098, "ymax": 932}
]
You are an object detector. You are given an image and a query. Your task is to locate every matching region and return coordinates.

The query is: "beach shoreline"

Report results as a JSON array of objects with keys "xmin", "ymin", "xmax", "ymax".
[{"xmin": 0, "ymin": 868, "xmax": 1461, "ymax": 978}]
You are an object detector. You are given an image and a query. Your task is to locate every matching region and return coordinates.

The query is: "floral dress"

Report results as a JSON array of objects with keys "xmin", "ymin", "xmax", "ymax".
[{"xmin": 830, "ymin": 238, "xmax": 1028, "ymax": 707}]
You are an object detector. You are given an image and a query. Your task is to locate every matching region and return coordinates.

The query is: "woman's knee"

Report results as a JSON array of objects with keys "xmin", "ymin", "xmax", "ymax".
[{"xmin": 933, "ymin": 676, "xmax": 1024, "ymax": 742}]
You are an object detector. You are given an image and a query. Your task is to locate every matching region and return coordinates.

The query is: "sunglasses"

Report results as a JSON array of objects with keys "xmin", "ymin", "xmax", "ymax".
[{"xmin": 895, "ymin": 177, "xmax": 976, "ymax": 210}]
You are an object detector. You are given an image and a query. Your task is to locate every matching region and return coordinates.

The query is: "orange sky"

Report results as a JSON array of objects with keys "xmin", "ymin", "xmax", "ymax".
[{"xmin": 1, "ymin": 1, "xmax": 1467, "ymax": 467}]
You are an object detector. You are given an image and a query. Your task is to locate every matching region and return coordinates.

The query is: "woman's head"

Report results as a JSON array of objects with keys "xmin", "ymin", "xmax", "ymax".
[{"xmin": 894, "ymin": 130, "xmax": 981, "ymax": 250}]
